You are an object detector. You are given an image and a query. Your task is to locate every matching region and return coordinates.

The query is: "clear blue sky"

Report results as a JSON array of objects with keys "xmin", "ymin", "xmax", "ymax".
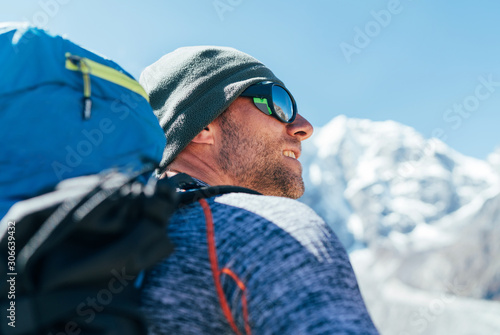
[{"xmin": 2, "ymin": 0, "xmax": 500, "ymax": 159}]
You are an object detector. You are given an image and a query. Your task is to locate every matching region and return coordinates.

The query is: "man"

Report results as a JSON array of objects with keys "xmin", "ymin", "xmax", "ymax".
[{"xmin": 139, "ymin": 46, "xmax": 379, "ymax": 334}]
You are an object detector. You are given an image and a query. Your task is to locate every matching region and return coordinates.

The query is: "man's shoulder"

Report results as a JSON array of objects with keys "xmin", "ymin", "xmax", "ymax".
[
  {"xmin": 213, "ymin": 192, "xmax": 321, "ymax": 222},
  {"xmin": 171, "ymin": 191, "xmax": 339, "ymax": 255},
  {"xmin": 209, "ymin": 193, "xmax": 351, "ymax": 279},
  {"xmin": 210, "ymin": 193, "xmax": 336, "ymax": 249}
]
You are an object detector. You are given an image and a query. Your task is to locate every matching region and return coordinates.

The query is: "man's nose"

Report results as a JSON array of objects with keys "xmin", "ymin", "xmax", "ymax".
[{"xmin": 287, "ymin": 113, "xmax": 313, "ymax": 141}]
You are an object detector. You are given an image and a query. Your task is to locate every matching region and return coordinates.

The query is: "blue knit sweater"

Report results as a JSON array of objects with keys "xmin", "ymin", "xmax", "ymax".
[{"xmin": 140, "ymin": 192, "xmax": 379, "ymax": 334}]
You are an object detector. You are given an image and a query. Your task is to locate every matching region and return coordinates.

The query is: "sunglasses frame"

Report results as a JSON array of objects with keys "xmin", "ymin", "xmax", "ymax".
[{"xmin": 240, "ymin": 81, "xmax": 297, "ymax": 123}]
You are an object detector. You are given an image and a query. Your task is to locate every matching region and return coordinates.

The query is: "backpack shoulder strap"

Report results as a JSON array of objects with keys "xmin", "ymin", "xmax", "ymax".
[{"xmin": 168, "ymin": 173, "xmax": 261, "ymax": 205}]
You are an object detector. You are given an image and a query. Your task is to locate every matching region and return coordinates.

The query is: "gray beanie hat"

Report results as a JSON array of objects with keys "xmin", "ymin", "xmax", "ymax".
[{"xmin": 139, "ymin": 46, "xmax": 283, "ymax": 174}]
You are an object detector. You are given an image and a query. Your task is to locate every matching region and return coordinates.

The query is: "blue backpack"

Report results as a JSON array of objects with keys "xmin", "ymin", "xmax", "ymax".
[
  {"xmin": 0, "ymin": 22, "xmax": 166, "ymax": 218},
  {"xmin": 0, "ymin": 24, "xmax": 259, "ymax": 335}
]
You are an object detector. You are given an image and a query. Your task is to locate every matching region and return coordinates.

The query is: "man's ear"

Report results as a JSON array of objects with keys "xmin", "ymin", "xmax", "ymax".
[{"xmin": 191, "ymin": 126, "xmax": 214, "ymax": 144}]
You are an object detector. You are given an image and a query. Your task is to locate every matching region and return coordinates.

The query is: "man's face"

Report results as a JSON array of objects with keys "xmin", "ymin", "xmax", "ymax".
[{"xmin": 214, "ymin": 97, "xmax": 313, "ymax": 199}]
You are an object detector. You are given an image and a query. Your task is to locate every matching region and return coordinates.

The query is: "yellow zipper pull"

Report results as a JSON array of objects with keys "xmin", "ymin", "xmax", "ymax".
[
  {"xmin": 81, "ymin": 61, "xmax": 92, "ymax": 120},
  {"xmin": 66, "ymin": 53, "xmax": 93, "ymax": 120}
]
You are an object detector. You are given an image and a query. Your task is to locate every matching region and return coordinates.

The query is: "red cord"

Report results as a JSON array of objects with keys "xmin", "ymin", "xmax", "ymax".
[{"xmin": 200, "ymin": 199, "xmax": 248, "ymax": 335}]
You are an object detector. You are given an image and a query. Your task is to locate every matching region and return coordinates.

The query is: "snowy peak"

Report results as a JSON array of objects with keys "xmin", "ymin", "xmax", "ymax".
[
  {"xmin": 300, "ymin": 115, "xmax": 499, "ymax": 248},
  {"xmin": 301, "ymin": 115, "xmax": 500, "ymax": 334},
  {"xmin": 488, "ymin": 146, "xmax": 500, "ymax": 174}
]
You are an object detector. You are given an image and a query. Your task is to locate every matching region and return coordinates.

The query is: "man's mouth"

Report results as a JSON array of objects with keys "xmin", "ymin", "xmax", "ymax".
[{"xmin": 283, "ymin": 150, "xmax": 297, "ymax": 159}]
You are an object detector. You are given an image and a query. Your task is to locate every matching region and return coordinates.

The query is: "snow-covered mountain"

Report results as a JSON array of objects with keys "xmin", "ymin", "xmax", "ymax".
[
  {"xmin": 489, "ymin": 147, "xmax": 500, "ymax": 174},
  {"xmin": 301, "ymin": 115, "xmax": 498, "ymax": 249},
  {"xmin": 299, "ymin": 116, "xmax": 500, "ymax": 335}
]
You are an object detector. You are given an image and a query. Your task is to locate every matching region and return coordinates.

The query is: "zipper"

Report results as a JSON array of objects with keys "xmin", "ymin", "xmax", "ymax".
[{"xmin": 65, "ymin": 52, "xmax": 149, "ymax": 120}]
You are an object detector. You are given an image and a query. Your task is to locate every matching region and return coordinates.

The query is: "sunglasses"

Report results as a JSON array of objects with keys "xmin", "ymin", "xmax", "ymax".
[{"xmin": 240, "ymin": 81, "xmax": 297, "ymax": 123}]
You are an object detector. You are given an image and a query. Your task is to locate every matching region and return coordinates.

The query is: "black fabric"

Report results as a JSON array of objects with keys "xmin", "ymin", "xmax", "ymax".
[
  {"xmin": 0, "ymin": 170, "xmax": 177, "ymax": 335},
  {"xmin": 170, "ymin": 173, "xmax": 261, "ymax": 204},
  {"xmin": 178, "ymin": 185, "xmax": 261, "ymax": 204},
  {"xmin": 0, "ymin": 171, "xmax": 259, "ymax": 335}
]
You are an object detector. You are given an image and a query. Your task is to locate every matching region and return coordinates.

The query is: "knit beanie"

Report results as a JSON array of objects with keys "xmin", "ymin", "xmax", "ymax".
[{"xmin": 139, "ymin": 46, "xmax": 283, "ymax": 174}]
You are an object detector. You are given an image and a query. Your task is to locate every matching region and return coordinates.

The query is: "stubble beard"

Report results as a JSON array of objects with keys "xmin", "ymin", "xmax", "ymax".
[{"xmin": 216, "ymin": 114, "xmax": 305, "ymax": 199}]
